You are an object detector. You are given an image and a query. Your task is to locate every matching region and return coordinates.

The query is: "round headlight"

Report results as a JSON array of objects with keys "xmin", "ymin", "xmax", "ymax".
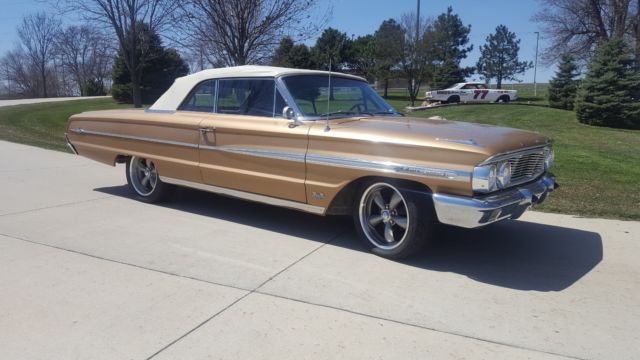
[
  {"xmin": 472, "ymin": 164, "xmax": 497, "ymax": 193},
  {"xmin": 497, "ymin": 161, "xmax": 511, "ymax": 188},
  {"xmin": 545, "ymin": 148, "xmax": 555, "ymax": 170}
]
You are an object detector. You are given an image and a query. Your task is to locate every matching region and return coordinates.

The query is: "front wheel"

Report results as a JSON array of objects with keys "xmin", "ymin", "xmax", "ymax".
[
  {"xmin": 353, "ymin": 181, "xmax": 433, "ymax": 259},
  {"xmin": 126, "ymin": 156, "xmax": 174, "ymax": 203}
]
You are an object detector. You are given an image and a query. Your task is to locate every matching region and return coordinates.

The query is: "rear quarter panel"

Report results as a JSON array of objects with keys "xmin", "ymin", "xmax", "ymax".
[{"xmin": 67, "ymin": 110, "xmax": 205, "ymax": 183}]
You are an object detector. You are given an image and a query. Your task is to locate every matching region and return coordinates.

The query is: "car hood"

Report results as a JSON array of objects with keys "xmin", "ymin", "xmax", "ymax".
[{"xmin": 326, "ymin": 116, "xmax": 551, "ymax": 158}]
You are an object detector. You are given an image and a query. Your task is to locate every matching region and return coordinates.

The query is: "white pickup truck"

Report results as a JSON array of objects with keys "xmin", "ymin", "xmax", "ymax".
[{"xmin": 424, "ymin": 83, "xmax": 518, "ymax": 104}]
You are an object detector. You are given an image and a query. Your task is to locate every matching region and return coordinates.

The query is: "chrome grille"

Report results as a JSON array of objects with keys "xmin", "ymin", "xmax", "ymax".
[{"xmin": 507, "ymin": 150, "xmax": 546, "ymax": 185}]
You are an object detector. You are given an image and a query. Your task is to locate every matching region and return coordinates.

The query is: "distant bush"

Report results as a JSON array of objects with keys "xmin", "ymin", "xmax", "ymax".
[
  {"xmin": 575, "ymin": 38, "xmax": 640, "ymax": 129},
  {"xmin": 82, "ymin": 79, "xmax": 107, "ymax": 97}
]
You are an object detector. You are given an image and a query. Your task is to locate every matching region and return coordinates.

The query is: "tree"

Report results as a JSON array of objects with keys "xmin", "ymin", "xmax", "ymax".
[
  {"xmin": 175, "ymin": 0, "xmax": 328, "ymax": 67},
  {"xmin": 431, "ymin": 58, "xmax": 466, "ymax": 89},
  {"xmin": 0, "ymin": 49, "xmax": 40, "ymax": 98},
  {"xmin": 548, "ymin": 54, "xmax": 581, "ymax": 110},
  {"xmin": 311, "ymin": 28, "xmax": 352, "ymax": 71},
  {"xmin": 575, "ymin": 38, "xmax": 640, "ymax": 129},
  {"xmin": 56, "ymin": 0, "xmax": 178, "ymax": 107},
  {"xmin": 348, "ymin": 35, "xmax": 378, "ymax": 81},
  {"xmin": 55, "ymin": 25, "xmax": 113, "ymax": 96},
  {"xmin": 17, "ymin": 12, "xmax": 61, "ymax": 98},
  {"xmin": 425, "ymin": 6, "xmax": 473, "ymax": 88},
  {"xmin": 476, "ymin": 25, "xmax": 532, "ymax": 88},
  {"xmin": 533, "ymin": 0, "xmax": 638, "ymax": 65},
  {"xmin": 112, "ymin": 22, "xmax": 189, "ymax": 104},
  {"xmin": 373, "ymin": 19, "xmax": 404, "ymax": 98},
  {"xmin": 398, "ymin": 12, "xmax": 431, "ymax": 106},
  {"xmin": 271, "ymin": 37, "xmax": 313, "ymax": 69}
]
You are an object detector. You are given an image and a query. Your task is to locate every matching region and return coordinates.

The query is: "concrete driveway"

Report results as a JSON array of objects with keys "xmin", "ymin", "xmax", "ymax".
[{"xmin": 0, "ymin": 140, "xmax": 638, "ymax": 360}]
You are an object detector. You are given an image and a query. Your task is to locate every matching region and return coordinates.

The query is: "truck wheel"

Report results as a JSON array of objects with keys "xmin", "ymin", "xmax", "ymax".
[
  {"xmin": 445, "ymin": 95, "xmax": 460, "ymax": 104},
  {"xmin": 354, "ymin": 181, "xmax": 432, "ymax": 259},
  {"xmin": 126, "ymin": 156, "xmax": 174, "ymax": 203}
]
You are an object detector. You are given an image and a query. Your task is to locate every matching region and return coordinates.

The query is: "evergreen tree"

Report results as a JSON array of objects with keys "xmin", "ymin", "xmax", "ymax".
[
  {"xmin": 431, "ymin": 58, "xmax": 465, "ymax": 89},
  {"xmin": 425, "ymin": 6, "xmax": 473, "ymax": 88},
  {"xmin": 271, "ymin": 37, "xmax": 313, "ymax": 69},
  {"xmin": 112, "ymin": 22, "xmax": 189, "ymax": 104},
  {"xmin": 548, "ymin": 54, "xmax": 580, "ymax": 110},
  {"xmin": 373, "ymin": 19, "xmax": 404, "ymax": 98},
  {"xmin": 575, "ymin": 38, "xmax": 640, "ymax": 129},
  {"xmin": 311, "ymin": 28, "xmax": 352, "ymax": 70},
  {"xmin": 272, "ymin": 37, "xmax": 294, "ymax": 66},
  {"xmin": 348, "ymin": 35, "xmax": 377, "ymax": 82},
  {"xmin": 476, "ymin": 25, "xmax": 532, "ymax": 88}
]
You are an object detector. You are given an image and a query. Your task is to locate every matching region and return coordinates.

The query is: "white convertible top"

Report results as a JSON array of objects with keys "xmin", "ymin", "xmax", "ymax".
[{"xmin": 149, "ymin": 65, "xmax": 365, "ymax": 111}]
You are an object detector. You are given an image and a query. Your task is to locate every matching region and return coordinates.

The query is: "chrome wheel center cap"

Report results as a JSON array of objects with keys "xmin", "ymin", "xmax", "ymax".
[
  {"xmin": 144, "ymin": 170, "xmax": 150, "ymax": 176},
  {"xmin": 381, "ymin": 210, "xmax": 392, "ymax": 222}
]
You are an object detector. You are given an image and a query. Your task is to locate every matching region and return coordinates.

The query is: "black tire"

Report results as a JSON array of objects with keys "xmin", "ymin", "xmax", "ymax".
[
  {"xmin": 125, "ymin": 156, "xmax": 174, "ymax": 203},
  {"xmin": 496, "ymin": 95, "xmax": 510, "ymax": 103},
  {"xmin": 445, "ymin": 95, "xmax": 460, "ymax": 104},
  {"xmin": 353, "ymin": 180, "xmax": 433, "ymax": 259}
]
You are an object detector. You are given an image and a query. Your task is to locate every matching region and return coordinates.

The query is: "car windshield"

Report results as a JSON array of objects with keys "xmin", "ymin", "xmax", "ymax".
[{"xmin": 281, "ymin": 75, "xmax": 400, "ymax": 119}]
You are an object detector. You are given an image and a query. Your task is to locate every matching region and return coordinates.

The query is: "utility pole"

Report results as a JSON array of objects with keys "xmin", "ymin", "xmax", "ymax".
[
  {"xmin": 416, "ymin": 0, "xmax": 420, "ymax": 43},
  {"xmin": 413, "ymin": 0, "xmax": 420, "ymax": 98},
  {"xmin": 534, "ymin": 31, "xmax": 539, "ymax": 97}
]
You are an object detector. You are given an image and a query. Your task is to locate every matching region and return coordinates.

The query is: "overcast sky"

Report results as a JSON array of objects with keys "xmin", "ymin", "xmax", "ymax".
[{"xmin": 0, "ymin": 0, "xmax": 556, "ymax": 83}]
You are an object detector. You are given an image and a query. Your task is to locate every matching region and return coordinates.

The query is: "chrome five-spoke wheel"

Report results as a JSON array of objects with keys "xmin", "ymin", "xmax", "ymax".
[
  {"xmin": 354, "ymin": 181, "xmax": 432, "ymax": 259},
  {"xmin": 359, "ymin": 183, "xmax": 409, "ymax": 250},
  {"xmin": 129, "ymin": 157, "xmax": 158, "ymax": 196},
  {"xmin": 125, "ymin": 156, "xmax": 173, "ymax": 203}
]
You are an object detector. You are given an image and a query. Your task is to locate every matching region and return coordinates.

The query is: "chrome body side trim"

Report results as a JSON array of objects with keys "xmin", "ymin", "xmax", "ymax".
[
  {"xmin": 68, "ymin": 128, "xmax": 198, "ymax": 149},
  {"xmin": 432, "ymin": 173, "xmax": 558, "ymax": 228},
  {"xmin": 64, "ymin": 133, "xmax": 78, "ymax": 154},
  {"xmin": 160, "ymin": 176, "xmax": 326, "ymax": 215},
  {"xmin": 201, "ymin": 146, "xmax": 306, "ymax": 162},
  {"xmin": 436, "ymin": 138, "xmax": 480, "ymax": 146},
  {"xmin": 144, "ymin": 109, "xmax": 176, "ymax": 114},
  {"xmin": 200, "ymin": 145, "xmax": 471, "ymax": 180},
  {"xmin": 306, "ymin": 153, "xmax": 471, "ymax": 182}
]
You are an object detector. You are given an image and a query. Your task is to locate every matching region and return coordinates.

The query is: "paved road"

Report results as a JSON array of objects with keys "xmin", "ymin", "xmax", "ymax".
[
  {"xmin": 0, "ymin": 140, "xmax": 638, "ymax": 360},
  {"xmin": 0, "ymin": 96, "xmax": 110, "ymax": 108}
]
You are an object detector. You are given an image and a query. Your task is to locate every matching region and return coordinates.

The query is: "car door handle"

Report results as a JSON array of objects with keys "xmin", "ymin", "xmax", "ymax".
[{"xmin": 199, "ymin": 127, "xmax": 215, "ymax": 133}]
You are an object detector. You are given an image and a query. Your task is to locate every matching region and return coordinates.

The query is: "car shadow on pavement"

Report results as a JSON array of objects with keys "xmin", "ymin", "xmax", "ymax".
[
  {"xmin": 96, "ymin": 185, "xmax": 603, "ymax": 292},
  {"xmin": 402, "ymin": 222, "xmax": 602, "ymax": 292}
]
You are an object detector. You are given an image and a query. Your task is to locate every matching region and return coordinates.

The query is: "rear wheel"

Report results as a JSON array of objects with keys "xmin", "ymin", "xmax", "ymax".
[
  {"xmin": 496, "ymin": 95, "xmax": 510, "ymax": 103},
  {"xmin": 126, "ymin": 156, "xmax": 174, "ymax": 203},
  {"xmin": 445, "ymin": 95, "xmax": 460, "ymax": 104},
  {"xmin": 353, "ymin": 181, "xmax": 433, "ymax": 259}
]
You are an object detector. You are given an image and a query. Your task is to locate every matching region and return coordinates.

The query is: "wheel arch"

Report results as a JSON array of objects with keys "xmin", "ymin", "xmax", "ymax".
[{"xmin": 326, "ymin": 176, "xmax": 433, "ymax": 215}]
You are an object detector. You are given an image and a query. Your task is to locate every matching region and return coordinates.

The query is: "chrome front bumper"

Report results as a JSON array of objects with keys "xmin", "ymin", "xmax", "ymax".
[
  {"xmin": 64, "ymin": 133, "xmax": 78, "ymax": 154},
  {"xmin": 432, "ymin": 174, "xmax": 558, "ymax": 228}
]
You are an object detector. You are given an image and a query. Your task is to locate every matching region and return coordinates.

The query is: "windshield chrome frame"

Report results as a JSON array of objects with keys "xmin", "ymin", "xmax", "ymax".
[{"xmin": 275, "ymin": 74, "xmax": 401, "ymax": 122}]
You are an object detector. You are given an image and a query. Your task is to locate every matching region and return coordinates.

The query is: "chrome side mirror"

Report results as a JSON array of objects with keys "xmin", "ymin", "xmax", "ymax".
[
  {"xmin": 283, "ymin": 106, "xmax": 295, "ymax": 119},
  {"xmin": 283, "ymin": 106, "xmax": 304, "ymax": 127}
]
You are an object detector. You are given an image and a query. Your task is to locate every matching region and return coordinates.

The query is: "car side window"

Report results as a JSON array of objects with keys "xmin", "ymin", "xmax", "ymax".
[
  {"xmin": 217, "ymin": 79, "xmax": 283, "ymax": 117},
  {"xmin": 179, "ymin": 80, "xmax": 215, "ymax": 112}
]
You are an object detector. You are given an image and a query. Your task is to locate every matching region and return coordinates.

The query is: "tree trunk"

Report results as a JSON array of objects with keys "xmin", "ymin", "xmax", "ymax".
[
  {"xmin": 131, "ymin": 78, "xmax": 142, "ymax": 108},
  {"xmin": 41, "ymin": 66, "xmax": 47, "ymax": 98},
  {"xmin": 496, "ymin": 77, "xmax": 502, "ymax": 89},
  {"xmin": 384, "ymin": 78, "xmax": 389, "ymax": 98}
]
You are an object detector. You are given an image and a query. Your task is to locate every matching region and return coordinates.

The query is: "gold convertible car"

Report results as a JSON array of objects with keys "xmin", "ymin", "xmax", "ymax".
[{"xmin": 66, "ymin": 65, "xmax": 558, "ymax": 259}]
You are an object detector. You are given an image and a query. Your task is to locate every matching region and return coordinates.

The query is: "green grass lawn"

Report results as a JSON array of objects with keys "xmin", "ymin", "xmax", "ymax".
[
  {"xmin": 1, "ymin": 96, "xmax": 638, "ymax": 220},
  {"xmin": 405, "ymin": 104, "xmax": 640, "ymax": 221},
  {"xmin": 0, "ymin": 98, "xmax": 130, "ymax": 151}
]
